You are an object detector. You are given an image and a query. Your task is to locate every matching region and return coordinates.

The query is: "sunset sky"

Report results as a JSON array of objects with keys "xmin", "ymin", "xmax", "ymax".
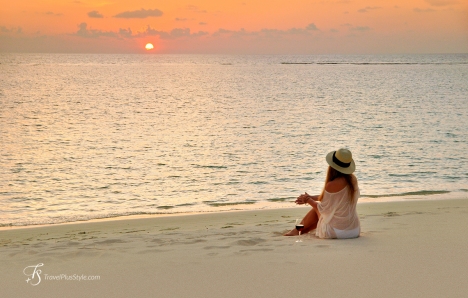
[{"xmin": 1, "ymin": 0, "xmax": 467, "ymax": 54}]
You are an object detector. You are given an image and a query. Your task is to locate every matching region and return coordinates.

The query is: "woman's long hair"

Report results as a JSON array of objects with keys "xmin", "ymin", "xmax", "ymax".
[{"xmin": 318, "ymin": 166, "xmax": 356, "ymax": 202}]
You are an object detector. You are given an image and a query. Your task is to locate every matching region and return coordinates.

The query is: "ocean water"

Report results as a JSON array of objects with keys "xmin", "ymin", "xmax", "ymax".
[{"xmin": 1, "ymin": 53, "xmax": 467, "ymax": 226}]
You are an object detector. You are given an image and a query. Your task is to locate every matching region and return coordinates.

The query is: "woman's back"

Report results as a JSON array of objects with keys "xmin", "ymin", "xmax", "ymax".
[
  {"xmin": 325, "ymin": 177, "xmax": 348, "ymax": 193},
  {"xmin": 316, "ymin": 176, "xmax": 360, "ymax": 239}
]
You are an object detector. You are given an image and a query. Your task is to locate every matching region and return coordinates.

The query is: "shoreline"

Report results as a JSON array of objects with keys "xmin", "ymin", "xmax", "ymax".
[
  {"xmin": 5, "ymin": 196, "xmax": 467, "ymax": 238},
  {"xmin": 1, "ymin": 192, "xmax": 466, "ymax": 231}
]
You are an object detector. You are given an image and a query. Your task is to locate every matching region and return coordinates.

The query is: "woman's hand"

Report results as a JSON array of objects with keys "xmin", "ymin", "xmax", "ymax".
[
  {"xmin": 295, "ymin": 193, "xmax": 312, "ymax": 205},
  {"xmin": 296, "ymin": 193, "xmax": 319, "ymax": 206}
]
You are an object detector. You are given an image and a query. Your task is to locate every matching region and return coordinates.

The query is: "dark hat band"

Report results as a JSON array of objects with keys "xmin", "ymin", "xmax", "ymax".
[{"xmin": 333, "ymin": 152, "xmax": 351, "ymax": 168}]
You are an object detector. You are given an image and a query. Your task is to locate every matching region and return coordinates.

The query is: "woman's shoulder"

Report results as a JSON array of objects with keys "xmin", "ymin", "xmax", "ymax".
[{"xmin": 325, "ymin": 177, "xmax": 348, "ymax": 193}]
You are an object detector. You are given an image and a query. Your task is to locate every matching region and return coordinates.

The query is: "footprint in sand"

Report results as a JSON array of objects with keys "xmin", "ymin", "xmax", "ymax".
[
  {"xmin": 225, "ymin": 222, "xmax": 243, "ymax": 226},
  {"xmin": 220, "ymin": 232, "xmax": 237, "ymax": 236},
  {"xmin": 94, "ymin": 239, "xmax": 128, "ymax": 245},
  {"xmin": 151, "ymin": 239, "xmax": 165, "ymax": 244},
  {"xmin": 204, "ymin": 246, "xmax": 230, "ymax": 250},
  {"xmin": 239, "ymin": 248, "xmax": 273, "ymax": 252},
  {"xmin": 182, "ymin": 239, "xmax": 207, "ymax": 245},
  {"xmin": 136, "ymin": 248, "xmax": 170, "ymax": 254},
  {"xmin": 384, "ymin": 212, "xmax": 400, "ymax": 217},
  {"xmin": 121, "ymin": 229, "xmax": 146, "ymax": 234},
  {"xmin": 315, "ymin": 244, "xmax": 331, "ymax": 248},
  {"xmin": 234, "ymin": 238, "xmax": 266, "ymax": 246},
  {"xmin": 66, "ymin": 241, "xmax": 81, "ymax": 246},
  {"xmin": 160, "ymin": 227, "xmax": 180, "ymax": 231}
]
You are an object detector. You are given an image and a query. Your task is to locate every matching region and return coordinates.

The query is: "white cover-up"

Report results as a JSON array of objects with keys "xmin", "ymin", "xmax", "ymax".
[{"xmin": 316, "ymin": 184, "xmax": 360, "ymax": 239}]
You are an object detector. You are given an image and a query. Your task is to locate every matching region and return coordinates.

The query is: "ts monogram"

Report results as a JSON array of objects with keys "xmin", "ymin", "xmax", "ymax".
[{"xmin": 23, "ymin": 263, "xmax": 44, "ymax": 286}]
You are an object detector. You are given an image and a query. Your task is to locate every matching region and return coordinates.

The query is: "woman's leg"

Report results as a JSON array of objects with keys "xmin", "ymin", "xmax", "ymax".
[
  {"xmin": 284, "ymin": 207, "xmax": 319, "ymax": 236},
  {"xmin": 301, "ymin": 207, "xmax": 319, "ymax": 234}
]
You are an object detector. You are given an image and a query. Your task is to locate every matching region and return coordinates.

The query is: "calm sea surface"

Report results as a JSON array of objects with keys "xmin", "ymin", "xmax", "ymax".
[{"xmin": 1, "ymin": 53, "xmax": 467, "ymax": 226}]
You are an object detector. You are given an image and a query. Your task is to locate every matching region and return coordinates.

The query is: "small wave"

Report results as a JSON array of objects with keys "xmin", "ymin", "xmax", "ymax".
[
  {"xmin": 362, "ymin": 190, "xmax": 450, "ymax": 198},
  {"xmin": 157, "ymin": 205, "xmax": 174, "ymax": 209},
  {"xmin": 176, "ymin": 203, "xmax": 196, "ymax": 207},
  {"xmin": 8, "ymin": 197, "xmax": 44, "ymax": 202},
  {"xmin": 205, "ymin": 201, "xmax": 256, "ymax": 207},
  {"xmin": 250, "ymin": 181, "xmax": 268, "ymax": 185},
  {"xmin": 226, "ymin": 181, "xmax": 241, "ymax": 185},
  {"xmin": 192, "ymin": 164, "xmax": 228, "ymax": 169},
  {"xmin": 388, "ymin": 173, "xmax": 411, "ymax": 177},
  {"xmin": 267, "ymin": 197, "xmax": 294, "ymax": 202}
]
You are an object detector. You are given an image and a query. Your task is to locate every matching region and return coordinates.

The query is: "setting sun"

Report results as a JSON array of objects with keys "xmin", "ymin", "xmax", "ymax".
[{"xmin": 145, "ymin": 43, "xmax": 154, "ymax": 50}]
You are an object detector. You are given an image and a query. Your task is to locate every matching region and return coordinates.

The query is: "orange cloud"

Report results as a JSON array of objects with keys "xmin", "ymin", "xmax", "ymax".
[
  {"xmin": 88, "ymin": 11, "xmax": 104, "ymax": 18},
  {"xmin": 113, "ymin": 8, "xmax": 163, "ymax": 19},
  {"xmin": 74, "ymin": 23, "xmax": 116, "ymax": 38}
]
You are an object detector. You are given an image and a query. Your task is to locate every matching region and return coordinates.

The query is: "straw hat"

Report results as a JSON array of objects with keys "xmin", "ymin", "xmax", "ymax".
[{"xmin": 326, "ymin": 148, "xmax": 355, "ymax": 174}]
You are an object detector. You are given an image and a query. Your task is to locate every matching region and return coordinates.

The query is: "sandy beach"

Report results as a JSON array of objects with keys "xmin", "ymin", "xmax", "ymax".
[{"xmin": 1, "ymin": 198, "xmax": 468, "ymax": 298}]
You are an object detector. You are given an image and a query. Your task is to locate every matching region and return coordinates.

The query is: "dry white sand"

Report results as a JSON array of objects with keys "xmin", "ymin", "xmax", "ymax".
[{"xmin": 1, "ymin": 198, "xmax": 468, "ymax": 298}]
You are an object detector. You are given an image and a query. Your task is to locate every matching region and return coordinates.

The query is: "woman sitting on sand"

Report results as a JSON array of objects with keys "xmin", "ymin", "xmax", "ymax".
[{"xmin": 285, "ymin": 148, "xmax": 360, "ymax": 239}]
